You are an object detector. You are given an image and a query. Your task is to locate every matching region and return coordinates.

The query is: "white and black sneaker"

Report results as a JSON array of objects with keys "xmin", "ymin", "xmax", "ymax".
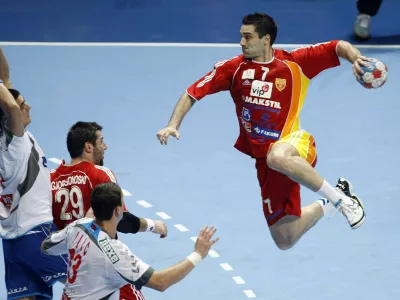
[{"xmin": 335, "ymin": 178, "xmax": 366, "ymax": 229}]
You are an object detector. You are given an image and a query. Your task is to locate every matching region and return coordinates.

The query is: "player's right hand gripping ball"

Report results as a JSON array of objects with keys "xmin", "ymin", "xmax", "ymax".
[{"xmin": 357, "ymin": 58, "xmax": 388, "ymax": 89}]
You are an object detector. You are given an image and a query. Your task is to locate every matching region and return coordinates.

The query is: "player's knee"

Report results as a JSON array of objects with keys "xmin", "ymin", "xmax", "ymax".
[
  {"xmin": 270, "ymin": 225, "xmax": 297, "ymax": 250},
  {"xmin": 272, "ymin": 237, "xmax": 296, "ymax": 251},
  {"xmin": 267, "ymin": 150, "xmax": 289, "ymax": 172}
]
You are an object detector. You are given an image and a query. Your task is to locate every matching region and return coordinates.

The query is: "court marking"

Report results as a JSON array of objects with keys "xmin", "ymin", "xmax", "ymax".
[
  {"xmin": 1, "ymin": 41, "xmax": 400, "ymax": 49},
  {"xmin": 48, "ymin": 157, "xmax": 258, "ymax": 298}
]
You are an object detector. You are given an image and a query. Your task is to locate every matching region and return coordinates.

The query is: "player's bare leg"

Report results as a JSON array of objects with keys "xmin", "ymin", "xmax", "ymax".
[
  {"xmin": 266, "ymin": 142, "xmax": 365, "ymax": 250},
  {"xmin": 267, "ymin": 143, "xmax": 323, "ymax": 191},
  {"xmin": 270, "ymin": 202, "xmax": 323, "ymax": 250}
]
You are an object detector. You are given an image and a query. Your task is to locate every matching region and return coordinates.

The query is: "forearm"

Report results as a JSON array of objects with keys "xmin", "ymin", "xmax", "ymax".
[
  {"xmin": 336, "ymin": 40, "xmax": 362, "ymax": 64},
  {"xmin": 146, "ymin": 256, "xmax": 197, "ymax": 291},
  {"xmin": 138, "ymin": 218, "xmax": 150, "ymax": 232},
  {"xmin": 167, "ymin": 93, "xmax": 196, "ymax": 129},
  {"xmin": 0, "ymin": 49, "xmax": 12, "ymax": 88},
  {"xmin": 116, "ymin": 212, "xmax": 157, "ymax": 234},
  {"xmin": 117, "ymin": 212, "xmax": 141, "ymax": 234}
]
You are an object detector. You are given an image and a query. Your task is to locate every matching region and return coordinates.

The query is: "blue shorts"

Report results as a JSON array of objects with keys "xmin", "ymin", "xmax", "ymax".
[{"xmin": 3, "ymin": 223, "xmax": 68, "ymax": 299}]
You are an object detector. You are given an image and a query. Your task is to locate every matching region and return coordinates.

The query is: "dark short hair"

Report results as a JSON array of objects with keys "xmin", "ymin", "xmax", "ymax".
[
  {"xmin": 67, "ymin": 121, "xmax": 103, "ymax": 158},
  {"xmin": 0, "ymin": 88, "xmax": 21, "ymax": 125},
  {"xmin": 242, "ymin": 13, "xmax": 278, "ymax": 45},
  {"xmin": 91, "ymin": 182, "xmax": 122, "ymax": 221},
  {"xmin": 8, "ymin": 88, "xmax": 21, "ymax": 101}
]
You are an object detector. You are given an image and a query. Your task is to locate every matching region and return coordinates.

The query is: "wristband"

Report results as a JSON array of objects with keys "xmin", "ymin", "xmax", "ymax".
[
  {"xmin": 144, "ymin": 218, "xmax": 155, "ymax": 232},
  {"xmin": 186, "ymin": 252, "xmax": 202, "ymax": 266}
]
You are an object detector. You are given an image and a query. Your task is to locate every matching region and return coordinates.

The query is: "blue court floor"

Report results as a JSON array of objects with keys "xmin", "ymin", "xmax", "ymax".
[{"xmin": 0, "ymin": 43, "xmax": 398, "ymax": 299}]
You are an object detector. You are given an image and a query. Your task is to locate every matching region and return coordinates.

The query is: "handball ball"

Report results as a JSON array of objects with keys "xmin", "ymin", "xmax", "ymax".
[{"xmin": 357, "ymin": 58, "xmax": 388, "ymax": 89}]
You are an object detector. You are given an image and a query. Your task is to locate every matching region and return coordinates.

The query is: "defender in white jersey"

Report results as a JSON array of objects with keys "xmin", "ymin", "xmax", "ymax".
[
  {"xmin": 42, "ymin": 182, "xmax": 219, "ymax": 299},
  {"xmin": 0, "ymin": 48, "xmax": 67, "ymax": 300}
]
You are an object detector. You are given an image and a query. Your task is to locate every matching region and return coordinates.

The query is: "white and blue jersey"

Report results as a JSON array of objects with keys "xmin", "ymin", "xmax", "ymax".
[
  {"xmin": 42, "ymin": 218, "xmax": 154, "ymax": 300},
  {"xmin": 0, "ymin": 128, "xmax": 53, "ymax": 238},
  {"xmin": 0, "ymin": 119, "xmax": 67, "ymax": 299}
]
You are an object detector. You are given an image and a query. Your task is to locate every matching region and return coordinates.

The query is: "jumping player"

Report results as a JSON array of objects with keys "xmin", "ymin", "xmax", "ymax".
[{"xmin": 157, "ymin": 13, "xmax": 370, "ymax": 250}]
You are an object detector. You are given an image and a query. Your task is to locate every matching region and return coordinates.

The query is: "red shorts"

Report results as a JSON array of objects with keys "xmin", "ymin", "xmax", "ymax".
[
  {"xmin": 120, "ymin": 284, "xmax": 145, "ymax": 300},
  {"xmin": 62, "ymin": 284, "xmax": 144, "ymax": 300},
  {"xmin": 256, "ymin": 130, "xmax": 318, "ymax": 227}
]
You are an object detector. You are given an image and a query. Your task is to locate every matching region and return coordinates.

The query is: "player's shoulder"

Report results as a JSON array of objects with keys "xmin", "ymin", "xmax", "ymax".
[
  {"xmin": 227, "ymin": 54, "xmax": 246, "ymax": 66},
  {"xmin": 97, "ymin": 234, "xmax": 133, "ymax": 264},
  {"xmin": 273, "ymin": 48, "xmax": 297, "ymax": 61},
  {"xmin": 281, "ymin": 41, "xmax": 339, "ymax": 58},
  {"xmin": 213, "ymin": 54, "xmax": 246, "ymax": 69},
  {"xmin": 64, "ymin": 218, "xmax": 91, "ymax": 232},
  {"xmin": 50, "ymin": 159, "xmax": 70, "ymax": 178},
  {"xmin": 93, "ymin": 165, "xmax": 117, "ymax": 183},
  {"xmin": 25, "ymin": 131, "xmax": 35, "ymax": 140},
  {"xmin": 69, "ymin": 217, "xmax": 92, "ymax": 227}
]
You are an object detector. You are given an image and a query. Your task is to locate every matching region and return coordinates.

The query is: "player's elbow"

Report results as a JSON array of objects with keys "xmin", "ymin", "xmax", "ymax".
[
  {"xmin": 145, "ymin": 273, "xmax": 170, "ymax": 292},
  {"xmin": 151, "ymin": 282, "xmax": 169, "ymax": 292}
]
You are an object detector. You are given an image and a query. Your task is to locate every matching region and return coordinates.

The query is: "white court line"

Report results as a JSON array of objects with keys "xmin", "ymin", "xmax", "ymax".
[
  {"xmin": 233, "ymin": 276, "xmax": 246, "ymax": 285},
  {"xmin": 220, "ymin": 263, "xmax": 233, "ymax": 271},
  {"xmin": 48, "ymin": 157, "xmax": 63, "ymax": 165},
  {"xmin": 243, "ymin": 290, "xmax": 257, "ymax": 298},
  {"xmin": 174, "ymin": 224, "xmax": 189, "ymax": 232},
  {"xmin": 208, "ymin": 250, "xmax": 220, "ymax": 258},
  {"xmin": 48, "ymin": 156, "xmax": 252, "ymax": 295},
  {"xmin": 1, "ymin": 41, "xmax": 400, "ymax": 49},
  {"xmin": 156, "ymin": 212, "xmax": 171, "ymax": 220},
  {"xmin": 136, "ymin": 200, "xmax": 153, "ymax": 208},
  {"xmin": 121, "ymin": 189, "xmax": 132, "ymax": 196}
]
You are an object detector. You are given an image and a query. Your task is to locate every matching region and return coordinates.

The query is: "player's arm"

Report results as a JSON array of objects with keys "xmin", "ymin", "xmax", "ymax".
[
  {"xmin": 0, "ymin": 81, "xmax": 24, "ymax": 137},
  {"xmin": 114, "ymin": 226, "xmax": 218, "ymax": 292},
  {"xmin": 290, "ymin": 40, "xmax": 370, "ymax": 81},
  {"xmin": 336, "ymin": 40, "xmax": 370, "ymax": 80},
  {"xmin": 156, "ymin": 93, "xmax": 196, "ymax": 144},
  {"xmin": 336, "ymin": 40, "xmax": 362, "ymax": 63},
  {"xmin": 0, "ymin": 48, "xmax": 12, "ymax": 88},
  {"xmin": 145, "ymin": 226, "xmax": 218, "ymax": 291},
  {"xmin": 41, "ymin": 225, "xmax": 71, "ymax": 256},
  {"xmin": 157, "ymin": 58, "xmax": 238, "ymax": 145},
  {"xmin": 117, "ymin": 212, "xmax": 168, "ymax": 238},
  {"xmin": 94, "ymin": 166, "xmax": 168, "ymax": 237}
]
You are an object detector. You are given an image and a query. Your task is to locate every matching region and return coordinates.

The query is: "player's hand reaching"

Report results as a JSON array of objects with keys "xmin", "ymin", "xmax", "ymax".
[
  {"xmin": 194, "ymin": 226, "xmax": 219, "ymax": 258},
  {"xmin": 352, "ymin": 55, "xmax": 372, "ymax": 81},
  {"xmin": 157, "ymin": 126, "xmax": 180, "ymax": 145},
  {"xmin": 153, "ymin": 220, "xmax": 168, "ymax": 238}
]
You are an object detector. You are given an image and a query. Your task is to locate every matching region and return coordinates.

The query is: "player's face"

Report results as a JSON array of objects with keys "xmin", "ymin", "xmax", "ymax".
[
  {"xmin": 16, "ymin": 95, "xmax": 31, "ymax": 127},
  {"xmin": 240, "ymin": 25, "xmax": 267, "ymax": 59},
  {"xmin": 93, "ymin": 130, "xmax": 107, "ymax": 166}
]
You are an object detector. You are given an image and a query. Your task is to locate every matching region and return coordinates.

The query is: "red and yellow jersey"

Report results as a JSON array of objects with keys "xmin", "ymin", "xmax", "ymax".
[{"xmin": 186, "ymin": 40, "xmax": 341, "ymax": 158}]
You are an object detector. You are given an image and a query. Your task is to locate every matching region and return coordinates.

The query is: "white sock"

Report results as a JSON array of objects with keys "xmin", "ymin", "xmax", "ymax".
[
  {"xmin": 316, "ymin": 180, "xmax": 342, "ymax": 207},
  {"xmin": 316, "ymin": 199, "xmax": 333, "ymax": 215}
]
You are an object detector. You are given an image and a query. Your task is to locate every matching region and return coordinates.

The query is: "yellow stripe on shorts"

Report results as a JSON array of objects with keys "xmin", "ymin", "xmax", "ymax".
[{"xmin": 275, "ymin": 130, "xmax": 316, "ymax": 165}]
